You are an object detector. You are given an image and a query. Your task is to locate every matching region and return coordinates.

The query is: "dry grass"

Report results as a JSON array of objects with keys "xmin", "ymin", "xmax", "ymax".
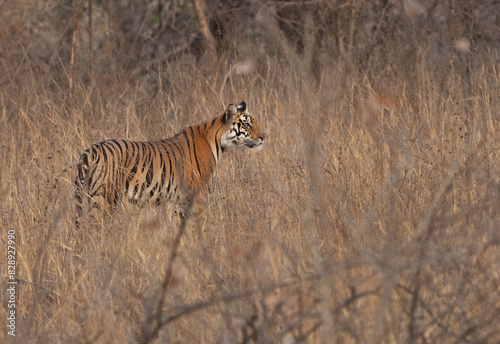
[{"xmin": 1, "ymin": 1, "xmax": 500, "ymax": 343}]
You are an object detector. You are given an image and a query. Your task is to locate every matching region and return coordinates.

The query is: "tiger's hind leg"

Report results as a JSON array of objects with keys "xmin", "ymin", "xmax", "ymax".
[
  {"xmin": 74, "ymin": 153, "xmax": 120, "ymax": 227},
  {"xmin": 74, "ymin": 177, "xmax": 118, "ymax": 255},
  {"xmin": 73, "ymin": 156, "xmax": 111, "ymax": 252},
  {"xmin": 74, "ymin": 169, "xmax": 90, "ymax": 254},
  {"xmin": 75, "ymin": 187, "xmax": 117, "ymax": 229},
  {"xmin": 74, "ymin": 159, "xmax": 89, "ymax": 231}
]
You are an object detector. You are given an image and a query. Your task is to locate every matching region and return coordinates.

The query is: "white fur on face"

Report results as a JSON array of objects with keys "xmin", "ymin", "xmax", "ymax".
[{"xmin": 221, "ymin": 115, "xmax": 263, "ymax": 151}]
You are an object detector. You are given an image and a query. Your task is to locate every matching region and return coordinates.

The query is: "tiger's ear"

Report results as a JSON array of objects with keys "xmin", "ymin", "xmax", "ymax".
[
  {"xmin": 223, "ymin": 104, "xmax": 237, "ymax": 123},
  {"xmin": 237, "ymin": 101, "xmax": 246, "ymax": 113}
]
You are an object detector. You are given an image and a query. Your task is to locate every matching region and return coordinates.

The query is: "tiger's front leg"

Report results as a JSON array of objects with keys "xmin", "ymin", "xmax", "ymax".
[{"xmin": 175, "ymin": 185, "xmax": 210, "ymax": 220}]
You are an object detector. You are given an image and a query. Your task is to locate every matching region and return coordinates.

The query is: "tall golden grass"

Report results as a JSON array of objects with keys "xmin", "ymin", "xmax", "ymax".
[{"xmin": 1, "ymin": 1, "xmax": 500, "ymax": 343}]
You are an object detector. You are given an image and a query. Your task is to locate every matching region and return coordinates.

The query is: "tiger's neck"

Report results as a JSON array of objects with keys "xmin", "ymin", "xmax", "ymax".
[
  {"xmin": 199, "ymin": 114, "xmax": 227, "ymax": 163},
  {"xmin": 175, "ymin": 115, "xmax": 227, "ymax": 190}
]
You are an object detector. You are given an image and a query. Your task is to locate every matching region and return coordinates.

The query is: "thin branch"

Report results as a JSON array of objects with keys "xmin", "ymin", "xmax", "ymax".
[
  {"xmin": 88, "ymin": 0, "xmax": 93, "ymax": 76},
  {"xmin": 140, "ymin": 199, "xmax": 194, "ymax": 344},
  {"xmin": 193, "ymin": 0, "xmax": 216, "ymax": 60},
  {"xmin": 69, "ymin": 0, "xmax": 86, "ymax": 97}
]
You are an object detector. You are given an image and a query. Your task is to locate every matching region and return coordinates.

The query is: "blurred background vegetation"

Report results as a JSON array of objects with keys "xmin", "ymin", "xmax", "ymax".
[{"xmin": 2, "ymin": 0, "xmax": 498, "ymax": 97}]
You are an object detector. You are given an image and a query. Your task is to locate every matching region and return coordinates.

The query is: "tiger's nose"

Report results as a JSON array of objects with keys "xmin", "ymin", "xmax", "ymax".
[{"xmin": 259, "ymin": 135, "xmax": 265, "ymax": 141}]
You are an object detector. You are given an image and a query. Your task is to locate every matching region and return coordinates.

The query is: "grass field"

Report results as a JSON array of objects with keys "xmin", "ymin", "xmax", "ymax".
[{"xmin": 1, "ymin": 1, "xmax": 500, "ymax": 343}]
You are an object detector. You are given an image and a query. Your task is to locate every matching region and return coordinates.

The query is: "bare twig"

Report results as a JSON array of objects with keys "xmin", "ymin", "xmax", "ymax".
[
  {"xmin": 193, "ymin": 0, "xmax": 216, "ymax": 61},
  {"xmin": 69, "ymin": 0, "xmax": 86, "ymax": 97},
  {"xmin": 140, "ymin": 207, "xmax": 191, "ymax": 344},
  {"xmin": 88, "ymin": 0, "xmax": 93, "ymax": 76},
  {"xmin": 408, "ymin": 167, "xmax": 457, "ymax": 342}
]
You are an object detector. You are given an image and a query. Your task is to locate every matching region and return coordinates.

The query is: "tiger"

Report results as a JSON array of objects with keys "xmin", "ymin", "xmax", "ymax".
[{"xmin": 74, "ymin": 101, "xmax": 264, "ymax": 225}]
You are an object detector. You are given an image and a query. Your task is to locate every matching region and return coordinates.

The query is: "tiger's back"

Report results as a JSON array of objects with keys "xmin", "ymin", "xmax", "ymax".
[
  {"xmin": 75, "ymin": 101, "xmax": 265, "ymax": 224},
  {"xmin": 75, "ymin": 139, "xmax": 185, "ymax": 211}
]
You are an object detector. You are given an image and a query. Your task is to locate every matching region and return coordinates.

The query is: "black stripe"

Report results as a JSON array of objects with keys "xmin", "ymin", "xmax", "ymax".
[
  {"xmin": 129, "ymin": 143, "xmax": 139, "ymax": 180},
  {"xmin": 103, "ymin": 143, "xmax": 116, "ymax": 189},
  {"xmin": 189, "ymin": 127, "xmax": 203, "ymax": 178},
  {"xmin": 101, "ymin": 143, "xmax": 108, "ymax": 162},
  {"xmin": 166, "ymin": 153, "xmax": 173, "ymax": 196},
  {"xmin": 214, "ymin": 134, "xmax": 221, "ymax": 159},
  {"xmin": 111, "ymin": 139, "xmax": 123, "ymax": 157},
  {"xmin": 123, "ymin": 140, "xmax": 132, "ymax": 167},
  {"xmin": 99, "ymin": 146, "xmax": 109, "ymax": 191},
  {"xmin": 90, "ymin": 184, "xmax": 105, "ymax": 198},
  {"xmin": 145, "ymin": 160, "xmax": 154, "ymax": 188},
  {"xmin": 88, "ymin": 165, "xmax": 99, "ymax": 187},
  {"xmin": 159, "ymin": 154, "xmax": 167, "ymax": 190},
  {"xmin": 209, "ymin": 146, "xmax": 217, "ymax": 164},
  {"xmin": 140, "ymin": 142, "xmax": 148, "ymax": 157},
  {"xmin": 167, "ymin": 137, "xmax": 183, "ymax": 159},
  {"xmin": 181, "ymin": 131, "xmax": 194, "ymax": 179},
  {"xmin": 105, "ymin": 141, "xmax": 119, "ymax": 173},
  {"xmin": 214, "ymin": 126, "xmax": 225, "ymax": 158}
]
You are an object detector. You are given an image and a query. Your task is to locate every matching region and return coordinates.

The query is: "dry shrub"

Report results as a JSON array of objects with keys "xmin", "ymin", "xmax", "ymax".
[{"xmin": 1, "ymin": 0, "xmax": 499, "ymax": 343}]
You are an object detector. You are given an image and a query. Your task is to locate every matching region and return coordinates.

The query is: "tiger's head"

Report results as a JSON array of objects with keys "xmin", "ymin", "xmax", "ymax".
[{"xmin": 221, "ymin": 101, "xmax": 265, "ymax": 152}]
